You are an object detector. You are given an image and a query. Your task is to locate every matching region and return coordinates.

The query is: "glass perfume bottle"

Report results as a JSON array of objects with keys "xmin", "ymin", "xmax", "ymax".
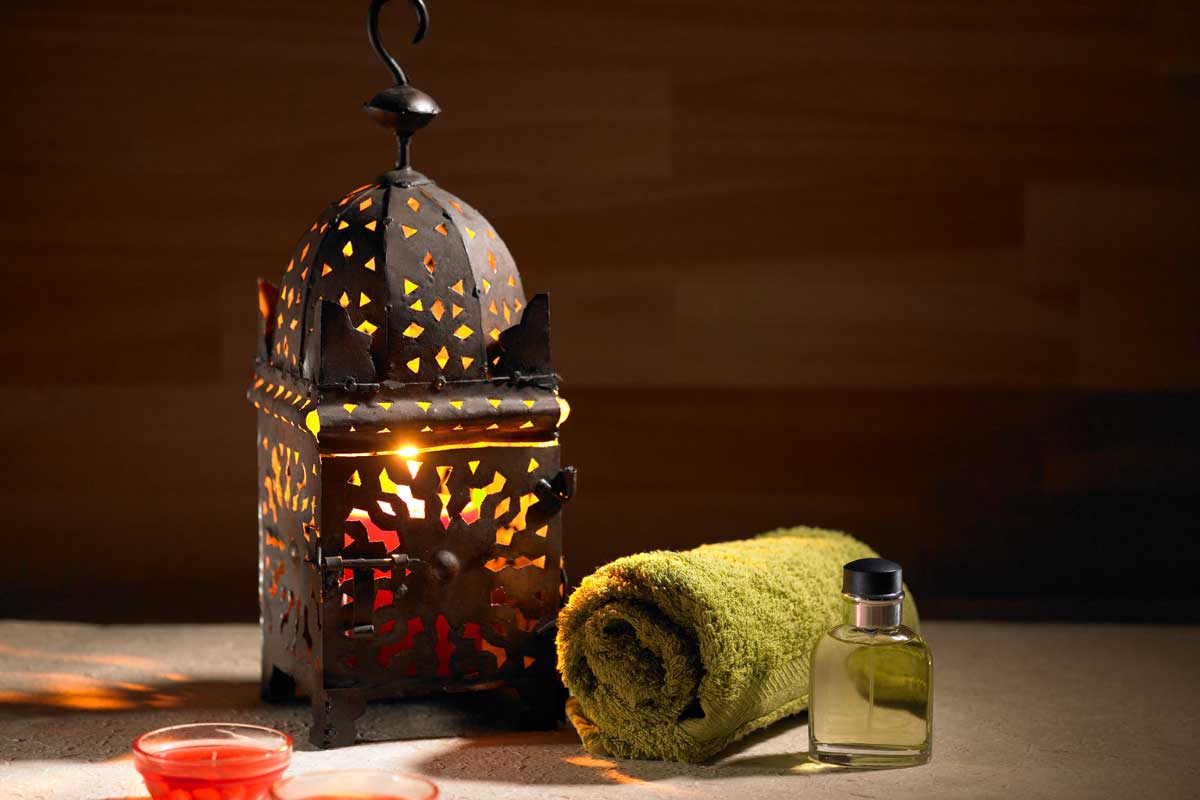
[{"xmin": 808, "ymin": 558, "xmax": 932, "ymax": 768}]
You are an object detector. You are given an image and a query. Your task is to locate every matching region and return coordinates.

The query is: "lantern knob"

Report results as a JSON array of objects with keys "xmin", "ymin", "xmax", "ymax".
[
  {"xmin": 363, "ymin": 0, "xmax": 440, "ymax": 179},
  {"xmin": 430, "ymin": 550, "xmax": 461, "ymax": 581}
]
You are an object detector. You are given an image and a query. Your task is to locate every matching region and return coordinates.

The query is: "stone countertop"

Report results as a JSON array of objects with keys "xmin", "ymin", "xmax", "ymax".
[{"xmin": 1, "ymin": 620, "xmax": 1197, "ymax": 800}]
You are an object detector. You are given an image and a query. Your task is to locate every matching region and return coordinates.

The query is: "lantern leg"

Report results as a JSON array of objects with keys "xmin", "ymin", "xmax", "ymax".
[
  {"xmin": 513, "ymin": 675, "xmax": 568, "ymax": 729},
  {"xmin": 310, "ymin": 688, "xmax": 367, "ymax": 748},
  {"xmin": 513, "ymin": 622, "xmax": 567, "ymax": 729},
  {"xmin": 262, "ymin": 664, "xmax": 297, "ymax": 703}
]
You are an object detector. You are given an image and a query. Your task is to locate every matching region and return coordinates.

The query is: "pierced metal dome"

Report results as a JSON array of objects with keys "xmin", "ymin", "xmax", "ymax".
[{"xmin": 265, "ymin": 179, "xmax": 528, "ymax": 387}]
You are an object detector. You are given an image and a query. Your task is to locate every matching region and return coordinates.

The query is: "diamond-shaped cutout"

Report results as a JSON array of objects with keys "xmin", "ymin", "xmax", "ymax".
[
  {"xmin": 424, "ymin": 252, "xmax": 436, "ymax": 275},
  {"xmin": 453, "ymin": 324, "xmax": 473, "ymax": 340},
  {"xmin": 403, "ymin": 322, "xmax": 424, "ymax": 338},
  {"xmin": 430, "ymin": 299, "xmax": 445, "ymax": 321},
  {"xmin": 435, "ymin": 346, "xmax": 449, "ymax": 369},
  {"xmin": 407, "ymin": 197, "xmax": 420, "ymax": 212}
]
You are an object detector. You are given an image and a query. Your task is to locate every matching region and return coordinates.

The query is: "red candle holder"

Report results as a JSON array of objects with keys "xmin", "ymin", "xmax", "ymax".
[
  {"xmin": 132, "ymin": 723, "xmax": 293, "ymax": 800},
  {"xmin": 271, "ymin": 770, "xmax": 438, "ymax": 800}
]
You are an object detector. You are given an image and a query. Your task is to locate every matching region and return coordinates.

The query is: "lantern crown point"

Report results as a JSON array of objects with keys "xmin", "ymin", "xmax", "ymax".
[
  {"xmin": 365, "ymin": 0, "xmax": 439, "ymax": 172},
  {"xmin": 364, "ymin": 84, "xmax": 440, "ymax": 135}
]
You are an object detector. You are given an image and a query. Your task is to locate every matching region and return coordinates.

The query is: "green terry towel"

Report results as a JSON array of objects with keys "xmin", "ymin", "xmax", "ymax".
[{"xmin": 555, "ymin": 526, "xmax": 917, "ymax": 762}]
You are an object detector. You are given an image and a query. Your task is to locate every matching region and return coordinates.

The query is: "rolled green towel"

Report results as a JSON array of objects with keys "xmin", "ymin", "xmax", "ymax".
[{"xmin": 555, "ymin": 526, "xmax": 917, "ymax": 762}]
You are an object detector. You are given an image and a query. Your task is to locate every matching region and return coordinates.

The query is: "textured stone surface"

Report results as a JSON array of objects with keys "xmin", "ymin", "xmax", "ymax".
[{"xmin": 1, "ymin": 620, "xmax": 1197, "ymax": 799}]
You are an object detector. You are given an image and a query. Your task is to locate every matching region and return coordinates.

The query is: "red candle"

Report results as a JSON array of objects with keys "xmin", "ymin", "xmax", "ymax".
[
  {"xmin": 132, "ymin": 723, "xmax": 293, "ymax": 800},
  {"xmin": 270, "ymin": 770, "xmax": 438, "ymax": 800}
]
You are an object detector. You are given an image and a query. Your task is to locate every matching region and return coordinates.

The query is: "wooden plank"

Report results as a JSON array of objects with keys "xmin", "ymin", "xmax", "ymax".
[{"xmin": 1026, "ymin": 184, "xmax": 1200, "ymax": 284}]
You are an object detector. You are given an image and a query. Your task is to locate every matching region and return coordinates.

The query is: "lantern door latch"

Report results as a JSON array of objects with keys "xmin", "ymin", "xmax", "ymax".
[
  {"xmin": 314, "ymin": 549, "xmax": 422, "ymax": 641},
  {"xmin": 534, "ymin": 466, "xmax": 576, "ymax": 515},
  {"xmin": 313, "ymin": 549, "xmax": 421, "ymax": 602},
  {"xmin": 320, "ymin": 553, "xmax": 421, "ymax": 572}
]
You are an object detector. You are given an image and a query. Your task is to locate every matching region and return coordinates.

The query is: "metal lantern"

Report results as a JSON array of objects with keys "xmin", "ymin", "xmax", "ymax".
[{"xmin": 248, "ymin": 0, "xmax": 574, "ymax": 748}]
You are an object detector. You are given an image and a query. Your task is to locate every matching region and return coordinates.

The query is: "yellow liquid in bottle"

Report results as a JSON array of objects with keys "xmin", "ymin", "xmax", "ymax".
[{"xmin": 808, "ymin": 624, "xmax": 933, "ymax": 768}]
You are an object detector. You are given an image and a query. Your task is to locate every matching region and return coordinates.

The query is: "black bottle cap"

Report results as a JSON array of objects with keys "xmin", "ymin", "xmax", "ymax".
[{"xmin": 842, "ymin": 558, "xmax": 903, "ymax": 599}]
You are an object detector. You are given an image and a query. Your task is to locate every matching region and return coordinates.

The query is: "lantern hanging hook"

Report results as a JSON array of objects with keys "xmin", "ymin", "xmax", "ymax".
[{"xmin": 367, "ymin": 0, "xmax": 429, "ymax": 87}]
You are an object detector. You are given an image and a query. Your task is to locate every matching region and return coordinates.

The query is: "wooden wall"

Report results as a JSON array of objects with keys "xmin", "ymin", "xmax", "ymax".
[{"xmin": 1, "ymin": 1, "xmax": 1197, "ymax": 622}]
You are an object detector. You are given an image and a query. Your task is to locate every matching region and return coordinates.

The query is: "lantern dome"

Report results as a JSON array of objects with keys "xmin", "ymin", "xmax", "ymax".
[{"xmin": 263, "ymin": 178, "xmax": 529, "ymax": 388}]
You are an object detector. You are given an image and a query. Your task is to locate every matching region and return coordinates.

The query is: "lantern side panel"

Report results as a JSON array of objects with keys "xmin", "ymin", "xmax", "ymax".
[
  {"xmin": 257, "ymin": 411, "xmax": 323, "ymax": 701},
  {"xmin": 317, "ymin": 443, "xmax": 563, "ymax": 696}
]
